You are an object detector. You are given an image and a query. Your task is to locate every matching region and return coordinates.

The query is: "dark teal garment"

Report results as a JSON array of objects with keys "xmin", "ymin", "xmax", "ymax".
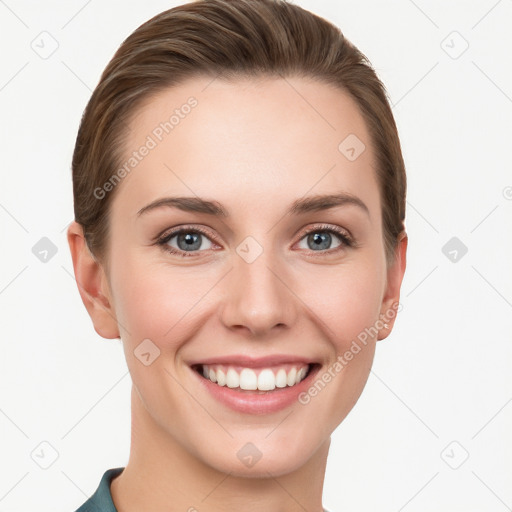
[
  {"xmin": 74, "ymin": 467, "xmax": 124, "ymax": 512},
  {"xmin": 74, "ymin": 467, "xmax": 330, "ymax": 511}
]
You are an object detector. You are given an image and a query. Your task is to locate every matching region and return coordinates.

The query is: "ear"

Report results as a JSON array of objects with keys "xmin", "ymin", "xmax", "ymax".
[
  {"xmin": 67, "ymin": 221, "xmax": 120, "ymax": 339},
  {"xmin": 377, "ymin": 231, "xmax": 408, "ymax": 341}
]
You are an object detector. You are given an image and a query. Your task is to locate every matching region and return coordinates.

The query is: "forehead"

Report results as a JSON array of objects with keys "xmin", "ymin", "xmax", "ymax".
[{"xmin": 115, "ymin": 75, "xmax": 380, "ymax": 220}]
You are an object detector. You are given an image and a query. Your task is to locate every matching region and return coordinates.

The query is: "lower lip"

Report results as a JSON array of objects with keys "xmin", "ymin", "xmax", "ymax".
[{"xmin": 191, "ymin": 365, "xmax": 320, "ymax": 415}]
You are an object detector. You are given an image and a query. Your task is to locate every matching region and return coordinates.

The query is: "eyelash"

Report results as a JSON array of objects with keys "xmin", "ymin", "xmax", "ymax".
[{"xmin": 155, "ymin": 224, "xmax": 355, "ymax": 258}]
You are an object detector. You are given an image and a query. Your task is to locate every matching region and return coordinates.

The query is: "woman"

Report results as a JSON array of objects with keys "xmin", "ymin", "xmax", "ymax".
[{"xmin": 68, "ymin": 0, "xmax": 407, "ymax": 510}]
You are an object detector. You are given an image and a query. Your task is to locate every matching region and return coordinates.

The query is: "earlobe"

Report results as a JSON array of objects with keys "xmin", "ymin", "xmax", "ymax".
[
  {"xmin": 67, "ymin": 221, "xmax": 120, "ymax": 339},
  {"xmin": 377, "ymin": 231, "xmax": 408, "ymax": 341}
]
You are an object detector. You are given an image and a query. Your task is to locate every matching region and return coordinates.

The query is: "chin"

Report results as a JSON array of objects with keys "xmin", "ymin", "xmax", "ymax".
[{"xmin": 191, "ymin": 429, "xmax": 325, "ymax": 479}]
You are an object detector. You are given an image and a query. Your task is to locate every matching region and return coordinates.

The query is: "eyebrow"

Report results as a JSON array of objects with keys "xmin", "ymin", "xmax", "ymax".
[{"xmin": 136, "ymin": 193, "xmax": 370, "ymax": 218}]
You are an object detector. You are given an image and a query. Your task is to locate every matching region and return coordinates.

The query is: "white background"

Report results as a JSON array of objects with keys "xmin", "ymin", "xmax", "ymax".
[{"xmin": 0, "ymin": 1, "xmax": 511, "ymax": 511}]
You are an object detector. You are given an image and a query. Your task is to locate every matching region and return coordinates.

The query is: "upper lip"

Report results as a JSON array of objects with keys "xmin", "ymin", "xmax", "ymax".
[{"xmin": 188, "ymin": 354, "xmax": 318, "ymax": 368}]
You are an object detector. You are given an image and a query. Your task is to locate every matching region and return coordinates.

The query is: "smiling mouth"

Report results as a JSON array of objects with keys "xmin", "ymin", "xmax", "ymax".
[{"xmin": 191, "ymin": 363, "xmax": 318, "ymax": 392}]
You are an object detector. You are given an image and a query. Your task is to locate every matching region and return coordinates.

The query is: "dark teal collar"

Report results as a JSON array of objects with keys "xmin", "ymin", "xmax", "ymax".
[{"xmin": 74, "ymin": 467, "xmax": 124, "ymax": 512}]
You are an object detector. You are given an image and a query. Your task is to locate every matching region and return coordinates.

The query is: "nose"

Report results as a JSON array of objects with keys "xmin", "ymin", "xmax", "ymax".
[{"xmin": 220, "ymin": 246, "xmax": 298, "ymax": 338}]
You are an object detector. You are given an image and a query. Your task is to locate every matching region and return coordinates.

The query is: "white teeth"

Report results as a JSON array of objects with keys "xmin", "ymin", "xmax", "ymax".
[
  {"xmin": 216, "ymin": 368, "xmax": 226, "ymax": 386},
  {"xmin": 275, "ymin": 369, "xmax": 287, "ymax": 388},
  {"xmin": 287, "ymin": 367, "xmax": 297, "ymax": 387},
  {"xmin": 199, "ymin": 363, "xmax": 310, "ymax": 391},
  {"xmin": 226, "ymin": 368, "xmax": 239, "ymax": 388},
  {"xmin": 239, "ymin": 368, "xmax": 258, "ymax": 390},
  {"xmin": 258, "ymin": 369, "xmax": 276, "ymax": 391}
]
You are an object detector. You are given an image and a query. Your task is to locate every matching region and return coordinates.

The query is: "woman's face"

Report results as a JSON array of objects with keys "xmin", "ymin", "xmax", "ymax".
[{"xmin": 94, "ymin": 76, "xmax": 405, "ymax": 477}]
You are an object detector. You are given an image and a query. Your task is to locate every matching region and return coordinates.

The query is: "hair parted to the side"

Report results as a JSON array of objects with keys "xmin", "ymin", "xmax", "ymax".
[{"xmin": 71, "ymin": 0, "xmax": 406, "ymax": 264}]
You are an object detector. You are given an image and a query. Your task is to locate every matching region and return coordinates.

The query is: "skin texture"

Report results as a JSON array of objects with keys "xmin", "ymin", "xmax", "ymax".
[{"xmin": 68, "ymin": 76, "xmax": 407, "ymax": 512}]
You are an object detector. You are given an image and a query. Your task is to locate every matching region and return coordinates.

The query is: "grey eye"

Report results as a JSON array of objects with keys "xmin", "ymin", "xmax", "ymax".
[
  {"xmin": 167, "ymin": 231, "xmax": 213, "ymax": 252},
  {"xmin": 298, "ymin": 231, "xmax": 342, "ymax": 251}
]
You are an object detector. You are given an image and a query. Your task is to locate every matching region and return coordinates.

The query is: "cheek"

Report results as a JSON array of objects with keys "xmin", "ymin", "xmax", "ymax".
[
  {"xmin": 110, "ymin": 254, "xmax": 219, "ymax": 346},
  {"xmin": 296, "ymin": 260, "xmax": 385, "ymax": 348}
]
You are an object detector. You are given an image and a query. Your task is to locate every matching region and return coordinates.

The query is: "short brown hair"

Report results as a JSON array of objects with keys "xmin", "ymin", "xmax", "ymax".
[{"xmin": 71, "ymin": 0, "xmax": 406, "ymax": 263}]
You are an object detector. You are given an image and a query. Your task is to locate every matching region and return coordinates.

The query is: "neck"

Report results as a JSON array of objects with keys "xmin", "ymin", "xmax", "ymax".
[{"xmin": 110, "ymin": 385, "xmax": 329, "ymax": 512}]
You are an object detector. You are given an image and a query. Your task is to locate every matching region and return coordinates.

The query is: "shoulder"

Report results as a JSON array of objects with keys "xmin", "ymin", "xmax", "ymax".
[{"xmin": 73, "ymin": 467, "xmax": 125, "ymax": 512}]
